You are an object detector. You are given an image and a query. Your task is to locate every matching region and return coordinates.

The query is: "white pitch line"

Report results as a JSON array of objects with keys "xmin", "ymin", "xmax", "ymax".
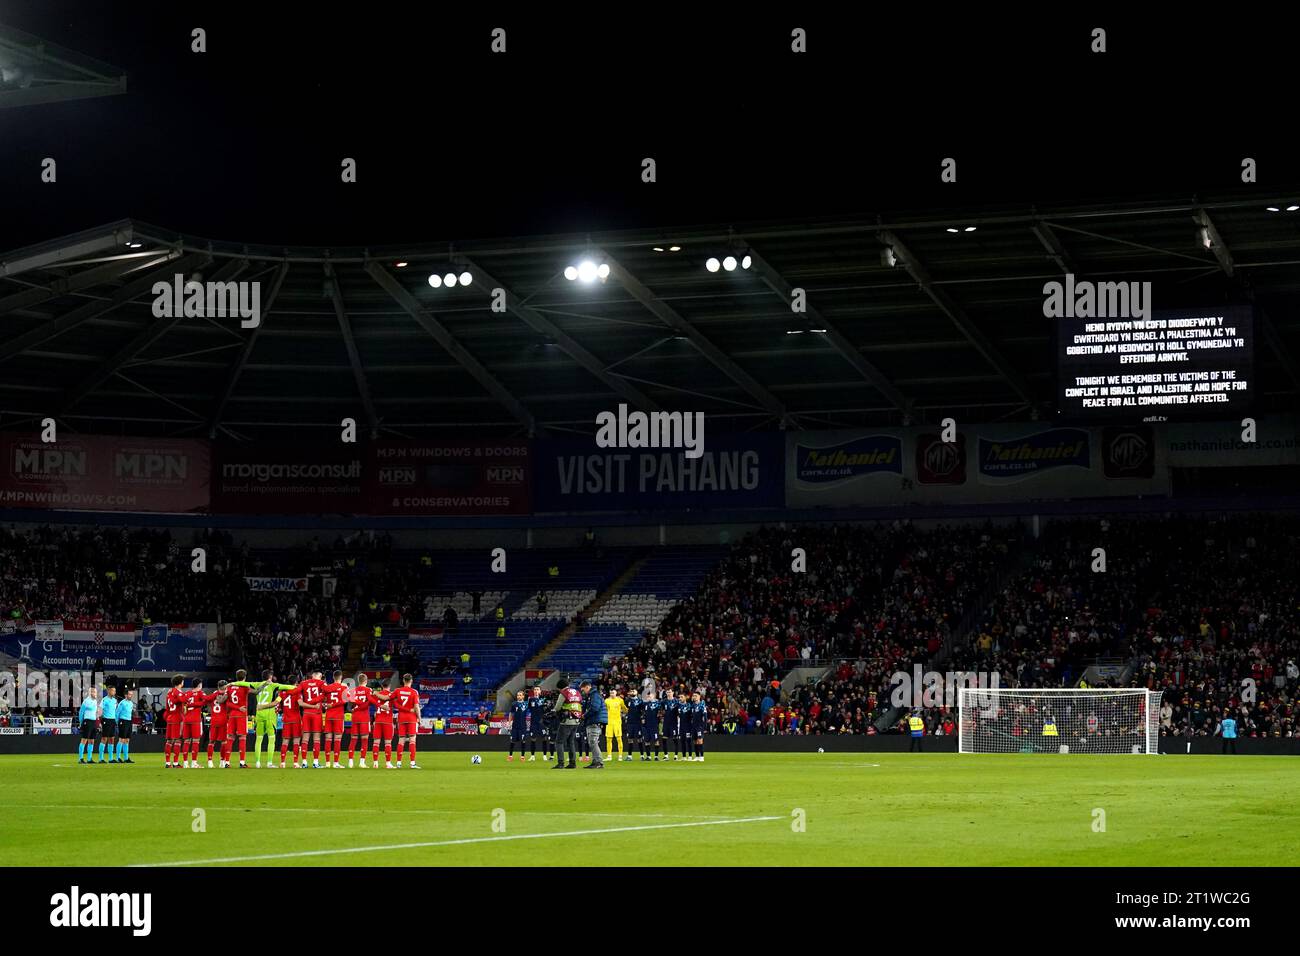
[{"xmin": 132, "ymin": 815, "xmax": 782, "ymax": 867}]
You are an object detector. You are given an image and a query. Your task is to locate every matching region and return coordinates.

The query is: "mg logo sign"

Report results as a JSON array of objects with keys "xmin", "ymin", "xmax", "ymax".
[
  {"xmin": 379, "ymin": 467, "xmax": 416, "ymax": 483},
  {"xmin": 114, "ymin": 452, "xmax": 188, "ymax": 480},
  {"xmin": 13, "ymin": 447, "xmax": 86, "ymax": 476},
  {"xmin": 487, "ymin": 466, "xmax": 524, "ymax": 482}
]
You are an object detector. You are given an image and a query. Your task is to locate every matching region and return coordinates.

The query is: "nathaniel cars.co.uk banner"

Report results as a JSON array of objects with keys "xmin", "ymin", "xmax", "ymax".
[
  {"xmin": 785, "ymin": 424, "xmax": 1170, "ymax": 508},
  {"xmin": 0, "ymin": 434, "xmax": 209, "ymax": 513}
]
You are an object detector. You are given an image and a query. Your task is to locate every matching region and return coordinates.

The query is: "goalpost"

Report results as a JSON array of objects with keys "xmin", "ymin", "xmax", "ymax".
[{"xmin": 957, "ymin": 687, "xmax": 1163, "ymax": 754}]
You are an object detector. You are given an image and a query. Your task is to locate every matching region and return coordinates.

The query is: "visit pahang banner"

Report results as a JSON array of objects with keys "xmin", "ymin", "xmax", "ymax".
[
  {"xmin": 532, "ymin": 432, "xmax": 785, "ymax": 512},
  {"xmin": 0, "ymin": 433, "xmax": 209, "ymax": 513}
]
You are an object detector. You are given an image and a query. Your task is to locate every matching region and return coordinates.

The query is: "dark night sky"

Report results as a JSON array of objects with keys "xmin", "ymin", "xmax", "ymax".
[{"xmin": 2, "ymin": 2, "xmax": 1298, "ymax": 251}]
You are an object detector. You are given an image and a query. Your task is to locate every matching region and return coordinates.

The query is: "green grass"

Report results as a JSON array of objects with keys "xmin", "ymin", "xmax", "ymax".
[{"xmin": 1, "ymin": 752, "xmax": 1296, "ymax": 866}]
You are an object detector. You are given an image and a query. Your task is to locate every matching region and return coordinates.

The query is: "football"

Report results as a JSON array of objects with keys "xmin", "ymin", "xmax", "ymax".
[
  {"xmin": 817, "ymin": 748, "xmax": 825, "ymax": 754},
  {"xmin": 471, "ymin": 755, "xmax": 482, "ymax": 764}
]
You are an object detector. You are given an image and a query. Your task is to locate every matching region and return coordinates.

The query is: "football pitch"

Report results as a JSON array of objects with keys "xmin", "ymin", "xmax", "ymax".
[{"xmin": 1, "ymin": 752, "xmax": 1295, "ymax": 867}]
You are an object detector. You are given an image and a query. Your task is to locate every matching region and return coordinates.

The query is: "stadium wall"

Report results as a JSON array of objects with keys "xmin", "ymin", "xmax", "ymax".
[{"xmin": 2, "ymin": 735, "xmax": 1296, "ymax": 756}]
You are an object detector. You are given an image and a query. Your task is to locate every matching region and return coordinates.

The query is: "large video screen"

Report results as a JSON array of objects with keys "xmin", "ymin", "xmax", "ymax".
[{"xmin": 1057, "ymin": 305, "xmax": 1254, "ymax": 420}]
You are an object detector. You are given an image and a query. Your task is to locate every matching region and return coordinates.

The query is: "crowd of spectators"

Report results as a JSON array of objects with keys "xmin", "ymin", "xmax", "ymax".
[
  {"xmin": 602, "ymin": 520, "xmax": 1023, "ymax": 734},
  {"xmin": 930, "ymin": 515, "xmax": 1300, "ymax": 739}
]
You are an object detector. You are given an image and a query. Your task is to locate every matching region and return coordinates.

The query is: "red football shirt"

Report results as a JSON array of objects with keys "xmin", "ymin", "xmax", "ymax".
[
  {"xmin": 350, "ymin": 686, "xmax": 376, "ymax": 722},
  {"xmin": 296, "ymin": 678, "xmax": 327, "ymax": 711},
  {"xmin": 210, "ymin": 693, "xmax": 228, "ymax": 721},
  {"xmin": 322, "ymin": 682, "xmax": 349, "ymax": 718},
  {"xmin": 165, "ymin": 687, "xmax": 185, "ymax": 722},
  {"xmin": 224, "ymin": 683, "xmax": 251, "ymax": 715},
  {"xmin": 373, "ymin": 696, "xmax": 393, "ymax": 724},
  {"xmin": 278, "ymin": 687, "xmax": 300, "ymax": 720},
  {"xmin": 390, "ymin": 686, "xmax": 421, "ymax": 717}
]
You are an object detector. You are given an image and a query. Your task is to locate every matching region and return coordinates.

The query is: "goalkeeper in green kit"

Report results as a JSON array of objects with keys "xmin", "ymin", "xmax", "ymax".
[{"xmin": 228, "ymin": 670, "xmax": 297, "ymax": 769}]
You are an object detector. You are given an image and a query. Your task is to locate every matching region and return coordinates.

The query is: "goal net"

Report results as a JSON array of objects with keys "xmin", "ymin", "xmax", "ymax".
[{"xmin": 957, "ymin": 687, "xmax": 1162, "ymax": 754}]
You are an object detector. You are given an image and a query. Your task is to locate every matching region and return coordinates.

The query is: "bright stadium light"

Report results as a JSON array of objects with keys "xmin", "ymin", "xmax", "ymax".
[
  {"xmin": 427, "ymin": 273, "xmax": 443, "ymax": 288},
  {"xmin": 597, "ymin": 263, "xmax": 610, "ymax": 279},
  {"xmin": 741, "ymin": 254, "xmax": 752, "ymax": 269},
  {"xmin": 705, "ymin": 257, "xmax": 721, "ymax": 272},
  {"xmin": 459, "ymin": 271, "xmax": 472, "ymax": 286},
  {"xmin": 564, "ymin": 265, "xmax": 578, "ymax": 281},
  {"xmin": 722, "ymin": 255, "xmax": 737, "ymax": 271},
  {"xmin": 577, "ymin": 260, "xmax": 599, "ymax": 283},
  {"xmin": 1289, "ymin": 205, "xmax": 1300, "ymax": 212},
  {"xmin": 394, "ymin": 261, "xmax": 408, "ymax": 268},
  {"xmin": 444, "ymin": 272, "xmax": 458, "ymax": 287}
]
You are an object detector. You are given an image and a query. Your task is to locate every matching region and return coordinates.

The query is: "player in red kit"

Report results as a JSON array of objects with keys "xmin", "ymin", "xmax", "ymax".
[
  {"xmin": 296, "ymin": 669, "xmax": 328, "ymax": 769},
  {"xmin": 277, "ymin": 678, "xmax": 302, "ymax": 768},
  {"xmin": 205, "ymin": 681, "xmax": 230, "ymax": 768},
  {"xmin": 164, "ymin": 675, "xmax": 186, "ymax": 768},
  {"xmin": 221, "ymin": 669, "xmax": 258, "ymax": 768},
  {"xmin": 321, "ymin": 670, "xmax": 349, "ymax": 768},
  {"xmin": 371, "ymin": 692, "xmax": 395, "ymax": 768},
  {"xmin": 376, "ymin": 674, "xmax": 422, "ymax": 769},
  {"xmin": 180, "ymin": 680, "xmax": 213, "ymax": 769},
  {"xmin": 347, "ymin": 673, "xmax": 376, "ymax": 768}
]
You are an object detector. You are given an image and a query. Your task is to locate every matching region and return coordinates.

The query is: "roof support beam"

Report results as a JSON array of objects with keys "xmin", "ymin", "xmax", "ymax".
[
  {"xmin": 60, "ymin": 259, "xmax": 248, "ymax": 415},
  {"xmin": 0, "ymin": 251, "xmax": 203, "ymax": 365},
  {"xmin": 208, "ymin": 261, "xmax": 289, "ymax": 437},
  {"xmin": 456, "ymin": 255, "xmax": 659, "ymax": 413},
  {"xmin": 1198, "ymin": 209, "xmax": 1300, "ymax": 391},
  {"xmin": 1031, "ymin": 222, "xmax": 1077, "ymax": 276},
  {"xmin": 364, "ymin": 261, "xmax": 536, "ymax": 434},
  {"xmin": 878, "ymin": 230, "xmax": 1034, "ymax": 404},
  {"xmin": 325, "ymin": 262, "xmax": 379, "ymax": 436},
  {"xmin": 0, "ymin": 255, "xmax": 163, "ymax": 319},
  {"xmin": 0, "ymin": 221, "xmax": 137, "ymax": 280},
  {"xmin": 596, "ymin": 250, "xmax": 792, "ymax": 426},
  {"xmin": 744, "ymin": 244, "xmax": 911, "ymax": 413}
]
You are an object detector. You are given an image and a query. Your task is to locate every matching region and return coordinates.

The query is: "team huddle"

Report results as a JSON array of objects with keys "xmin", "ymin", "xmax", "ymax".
[{"xmin": 135, "ymin": 669, "xmax": 423, "ymax": 770}]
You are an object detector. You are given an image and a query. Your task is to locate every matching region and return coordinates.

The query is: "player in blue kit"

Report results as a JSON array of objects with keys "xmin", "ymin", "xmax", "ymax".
[
  {"xmin": 508, "ymin": 689, "xmax": 530, "ymax": 761},
  {"xmin": 623, "ymin": 688, "xmax": 641, "ymax": 761},
  {"xmin": 115, "ymin": 688, "xmax": 136, "ymax": 763},
  {"xmin": 641, "ymin": 692, "xmax": 660, "ymax": 760},
  {"xmin": 686, "ymin": 691, "xmax": 707, "ymax": 761},
  {"xmin": 527, "ymin": 685, "xmax": 550, "ymax": 761},
  {"xmin": 660, "ymin": 689, "xmax": 681, "ymax": 761},
  {"xmin": 76, "ymin": 686, "xmax": 100, "ymax": 764},
  {"xmin": 98, "ymin": 685, "xmax": 119, "ymax": 763}
]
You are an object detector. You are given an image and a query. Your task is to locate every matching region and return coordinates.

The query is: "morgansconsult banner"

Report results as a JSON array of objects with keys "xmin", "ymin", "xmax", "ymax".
[
  {"xmin": 365, "ymin": 441, "xmax": 530, "ymax": 515},
  {"xmin": 0, "ymin": 434, "xmax": 209, "ymax": 512},
  {"xmin": 211, "ymin": 442, "xmax": 364, "ymax": 513},
  {"xmin": 533, "ymin": 432, "xmax": 784, "ymax": 512}
]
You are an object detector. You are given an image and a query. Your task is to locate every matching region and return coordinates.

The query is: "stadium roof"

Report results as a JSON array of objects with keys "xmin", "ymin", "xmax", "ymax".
[
  {"xmin": 0, "ymin": 22, "xmax": 126, "ymax": 109},
  {"xmin": 2, "ymin": 192, "xmax": 1299, "ymax": 441}
]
